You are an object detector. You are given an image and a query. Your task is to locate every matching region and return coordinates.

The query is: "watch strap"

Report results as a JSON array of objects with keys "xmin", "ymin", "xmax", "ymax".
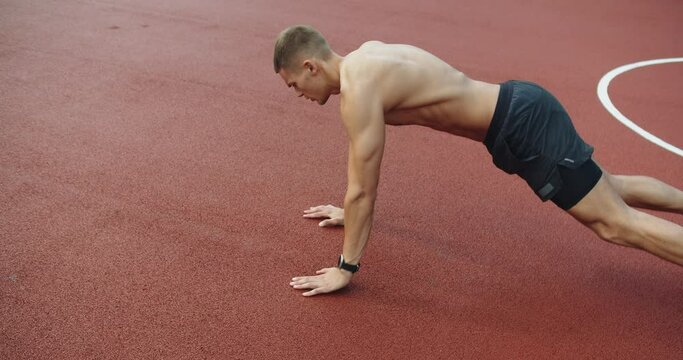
[{"xmin": 338, "ymin": 255, "xmax": 360, "ymax": 273}]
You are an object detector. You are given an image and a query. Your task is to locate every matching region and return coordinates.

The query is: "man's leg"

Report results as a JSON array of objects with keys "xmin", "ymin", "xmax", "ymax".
[
  {"xmin": 607, "ymin": 174, "xmax": 683, "ymax": 214},
  {"xmin": 566, "ymin": 171, "xmax": 683, "ymax": 266}
]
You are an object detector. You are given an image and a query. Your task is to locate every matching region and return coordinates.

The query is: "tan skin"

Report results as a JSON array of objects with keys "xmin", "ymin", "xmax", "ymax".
[{"xmin": 280, "ymin": 41, "xmax": 683, "ymax": 296}]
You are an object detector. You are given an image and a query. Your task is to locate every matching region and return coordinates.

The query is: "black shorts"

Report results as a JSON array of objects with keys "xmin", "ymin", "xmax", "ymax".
[{"xmin": 483, "ymin": 80, "xmax": 602, "ymax": 210}]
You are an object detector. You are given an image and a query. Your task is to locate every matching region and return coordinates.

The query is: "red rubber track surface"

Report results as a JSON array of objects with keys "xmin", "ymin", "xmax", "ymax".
[{"xmin": 1, "ymin": 1, "xmax": 682, "ymax": 359}]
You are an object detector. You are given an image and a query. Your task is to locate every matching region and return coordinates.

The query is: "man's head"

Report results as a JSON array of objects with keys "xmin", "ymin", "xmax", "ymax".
[{"xmin": 274, "ymin": 25, "xmax": 339, "ymax": 105}]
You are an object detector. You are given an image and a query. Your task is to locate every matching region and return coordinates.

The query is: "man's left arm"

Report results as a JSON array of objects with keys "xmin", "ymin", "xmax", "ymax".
[
  {"xmin": 340, "ymin": 89, "xmax": 385, "ymax": 267},
  {"xmin": 290, "ymin": 85, "xmax": 385, "ymax": 296}
]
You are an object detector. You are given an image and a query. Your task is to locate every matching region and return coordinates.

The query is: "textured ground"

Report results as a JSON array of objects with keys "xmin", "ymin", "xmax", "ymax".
[{"xmin": 1, "ymin": 0, "xmax": 682, "ymax": 359}]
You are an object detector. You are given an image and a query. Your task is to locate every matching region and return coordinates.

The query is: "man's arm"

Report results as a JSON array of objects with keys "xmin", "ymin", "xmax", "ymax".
[
  {"xmin": 289, "ymin": 81, "xmax": 385, "ymax": 297},
  {"xmin": 340, "ymin": 86, "xmax": 385, "ymax": 266}
]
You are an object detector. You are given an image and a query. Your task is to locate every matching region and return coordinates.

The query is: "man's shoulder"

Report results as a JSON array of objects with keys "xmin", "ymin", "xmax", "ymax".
[
  {"xmin": 360, "ymin": 40, "xmax": 385, "ymax": 48},
  {"xmin": 344, "ymin": 40, "xmax": 385, "ymax": 63},
  {"xmin": 340, "ymin": 42, "xmax": 389, "ymax": 90}
]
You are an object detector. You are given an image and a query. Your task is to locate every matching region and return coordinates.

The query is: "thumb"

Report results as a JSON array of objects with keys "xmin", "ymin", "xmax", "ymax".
[{"xmin": 320, "ymin": 218, "xmax": 342, "ymax": 227}]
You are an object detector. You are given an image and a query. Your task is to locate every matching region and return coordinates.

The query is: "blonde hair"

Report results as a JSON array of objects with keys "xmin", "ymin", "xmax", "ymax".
[{"xmin": 273, "ymin": 25, "xmax": 331, "ymax": 73}]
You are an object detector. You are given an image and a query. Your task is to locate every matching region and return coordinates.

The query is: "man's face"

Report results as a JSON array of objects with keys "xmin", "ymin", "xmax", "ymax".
[{"xmin": 278, "ymin": 61, "xmax": 331, "ymax": 105}]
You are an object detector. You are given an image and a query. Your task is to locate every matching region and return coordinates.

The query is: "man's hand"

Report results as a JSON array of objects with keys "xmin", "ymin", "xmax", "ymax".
[
  {"xmin": 290, "ymin": 267, "xmax": 353, "ymax": 296},
  {"xmin": 303, "ymin": 204, "xmax": 344, "ymax": 227}
]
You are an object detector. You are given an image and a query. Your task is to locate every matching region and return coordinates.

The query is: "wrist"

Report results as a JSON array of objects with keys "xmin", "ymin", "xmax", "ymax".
[
  {"xmin": 338, "ymin": 254, "xmax": 360, "ymax": 274},
  {"xmin": 338, "ymin": 266, "xmax": 356, "ymax": 283}
]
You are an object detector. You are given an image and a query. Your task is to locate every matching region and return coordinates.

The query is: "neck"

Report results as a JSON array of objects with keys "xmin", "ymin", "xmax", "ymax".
[{"xmin": 323, "ymin": 52, "xmax": 344, "ymax": 93}]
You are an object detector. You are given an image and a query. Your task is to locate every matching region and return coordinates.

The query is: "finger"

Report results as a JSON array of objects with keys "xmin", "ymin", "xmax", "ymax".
[
  {"xmin": 303, "ymin": 287, "xmax": 326, "ymax": 297},
  {"xmin": 291, "ymin": 279, "xmax": 315, "ymax": 289},
  {"xmin": 292, "ymin": 282, "xmax": 315, "ymax": 289},
  {"xmin": 315, "ymin": 268, "xmax": 331, "ymax": 274},
  {"xmin": 304, "ymin": 205, "xmax": 325, "ymax": 213},
  {"xmin": 304, "ymin": 209, "xmax": 331, "ymax": 217},
  {"xmin": 290, "ymin": 277, "xmax": 312, "ymax": 286},
  {"xmin": 303, "ymin": 212, "xmax": 326, "ymax": 218},
  {"xmin": 319, "ymin": 219, "xmax": 341, "ymax": 227},
  {"xmin": 304, "ymin": 205, "xmax": 337, "ymax": 214}
]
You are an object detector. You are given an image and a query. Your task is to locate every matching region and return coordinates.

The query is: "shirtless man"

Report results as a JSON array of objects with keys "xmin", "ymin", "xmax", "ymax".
[{"xmin": 274, "ymin": 25, "xmax": 683, "ymax": 297}]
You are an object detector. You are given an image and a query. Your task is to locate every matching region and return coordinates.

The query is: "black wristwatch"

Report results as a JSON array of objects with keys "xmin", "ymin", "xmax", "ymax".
[{"xmin": 338, "ymin": 255, "xmax": 360, "ymax": 273}]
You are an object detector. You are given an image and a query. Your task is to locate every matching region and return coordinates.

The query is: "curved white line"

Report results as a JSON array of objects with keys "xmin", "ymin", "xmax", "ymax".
[{"xmin": 597, "ymin": 57, "xmax": 683, "ymax": 157}]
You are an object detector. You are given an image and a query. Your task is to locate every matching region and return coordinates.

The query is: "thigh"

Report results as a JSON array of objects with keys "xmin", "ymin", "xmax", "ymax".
[
  {"xmin": 551, "ymin": 158, "xmax": 603, "ymax": 210},
  {"xmin": 591, "ymin": 159, "xmax": 625, "ymax": 193},
  {"xmin": 565, "ymin": 169, "xmax": 630, "ymax": 224}
]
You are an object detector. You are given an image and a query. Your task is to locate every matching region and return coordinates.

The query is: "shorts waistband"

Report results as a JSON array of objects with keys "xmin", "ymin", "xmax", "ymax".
[{"xmin": 484, "ymin": 81, "xmax": 514, "ymax": 152}]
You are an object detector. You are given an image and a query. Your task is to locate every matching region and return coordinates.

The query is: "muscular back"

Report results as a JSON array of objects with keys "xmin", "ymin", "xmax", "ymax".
[{"xmin": 340, "ymin": 41, "xmax": 500, "ymax": 141}]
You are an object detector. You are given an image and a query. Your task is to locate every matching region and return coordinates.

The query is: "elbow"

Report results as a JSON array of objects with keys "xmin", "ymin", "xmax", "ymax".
[{"xmin": 345, "ymin": 187, "xmax": 377, "ymax": 205}]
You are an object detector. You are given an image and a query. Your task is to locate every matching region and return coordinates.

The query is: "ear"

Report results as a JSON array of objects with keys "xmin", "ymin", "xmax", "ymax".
[{"xmin": 302, "ymin": 60, "xmax": 318, "ymax": 74}]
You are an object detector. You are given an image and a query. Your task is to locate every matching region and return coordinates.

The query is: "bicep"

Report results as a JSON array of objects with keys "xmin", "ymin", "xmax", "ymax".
[{"xmin": 343, "ymin": 93, "xmax": 385, "ymax": 193}]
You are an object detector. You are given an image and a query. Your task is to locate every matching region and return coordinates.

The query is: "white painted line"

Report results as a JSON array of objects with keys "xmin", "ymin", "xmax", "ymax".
[{"xmin": 597, "ymin": 57, "xmax": 683, "ymax": 157}]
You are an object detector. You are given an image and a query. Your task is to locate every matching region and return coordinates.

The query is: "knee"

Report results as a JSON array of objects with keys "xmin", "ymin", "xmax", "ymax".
[
  {"xmin": 591, "ymin": 221, "xmax": 620, "ymax": 243},
  {"xmin": 588, "ymin": 213, "xmax": 642, "ymax": 248}
]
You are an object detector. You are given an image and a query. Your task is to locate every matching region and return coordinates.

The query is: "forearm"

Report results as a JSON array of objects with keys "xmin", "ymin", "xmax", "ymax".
[{"xmin": 342, "ymin": 192, "xmax": 376, "ymax": 265}]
